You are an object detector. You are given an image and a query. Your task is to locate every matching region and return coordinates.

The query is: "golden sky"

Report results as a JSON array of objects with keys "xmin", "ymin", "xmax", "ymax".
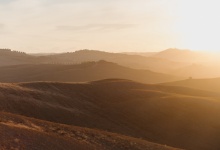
[{"xmin": 0, "ymin": 0, "xmax": 220, "ymax": 53}]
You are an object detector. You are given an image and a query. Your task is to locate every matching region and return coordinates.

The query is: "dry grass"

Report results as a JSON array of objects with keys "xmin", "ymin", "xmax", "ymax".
[{"xmin": 0, "ymin": 112, "xmax": 178, "ymax": 150}]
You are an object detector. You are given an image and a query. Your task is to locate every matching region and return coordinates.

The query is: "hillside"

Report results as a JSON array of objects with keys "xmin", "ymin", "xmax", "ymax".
[
  {"xmin": 0, "ymin": 61, "xmax": 182, "ymax": 83},
  {"xmin": 1, "ymin": 79, "xmax": 220, "ymax": 149},
  {"xmin": 0, "ymin": 112, "xmax": 177, "ymax": 150},
  {"xmin": 162, "ymin": 78, "xmax": 220, "ymax": 93}
]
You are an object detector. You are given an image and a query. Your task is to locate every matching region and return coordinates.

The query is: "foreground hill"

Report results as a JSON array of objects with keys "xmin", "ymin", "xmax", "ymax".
[
  {"xmin": 1, "ymin": 79, "xmax": 220, "ymax": 149},
  {"xmin": 0, "ymin": 112, "xmax": 177, "ymax": 150},
  {"xmin": 0, "ymin": 61, "xmax": 182, "ymax": 84},
  {"xmin": 162, "ymin": 78, "xmax": 220, "ymax": 93}
]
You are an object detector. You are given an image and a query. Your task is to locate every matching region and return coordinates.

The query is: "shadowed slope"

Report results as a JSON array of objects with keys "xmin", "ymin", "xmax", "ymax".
[{"xmin": 0, "ymin": 79, "xmax": 220, "ymax": 149}]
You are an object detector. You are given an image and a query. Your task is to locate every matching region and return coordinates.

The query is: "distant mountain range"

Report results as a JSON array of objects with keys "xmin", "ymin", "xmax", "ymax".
[
  {"xmin": 38, "ymin": 50, "xmax": 188, "ymax": 73},
  {"xmin": 0, "ymin": 48, "xmax": 217, "ymax": 78},
  {"xmin": 0, "ymin": 49, "xmax": 189, "ymax": 74}
]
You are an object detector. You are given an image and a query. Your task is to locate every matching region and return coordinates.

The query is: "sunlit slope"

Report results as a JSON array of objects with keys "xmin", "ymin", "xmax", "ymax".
[
  {"xmin": 0, "ymin": 61, "xmax": 183, "ymax": 83},
  {"xmin": 0, "ymin": 112, "xmax": 178, "ymax": 150},
  {"xmin": 0, "ymin": 79, "xmax": 220, "ymax": 149},
  {"xmin": 162, "ymin": 78, "xmax": 220, "ymax": 93}
]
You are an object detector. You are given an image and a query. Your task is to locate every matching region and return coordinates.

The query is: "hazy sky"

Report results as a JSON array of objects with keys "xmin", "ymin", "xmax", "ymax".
[{"xmin": 0, "ymin": 0, "xmax": 220, "ymax": 53}]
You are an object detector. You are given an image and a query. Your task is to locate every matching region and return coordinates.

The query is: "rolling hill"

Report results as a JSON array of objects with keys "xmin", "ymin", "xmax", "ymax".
[
  {"xmin": 0, "ymin": 60, "xmax": 183, "ymax": 83},
  {"xmin": 1, "ymin": 79, "xmax": 220, "ymax": 149}
]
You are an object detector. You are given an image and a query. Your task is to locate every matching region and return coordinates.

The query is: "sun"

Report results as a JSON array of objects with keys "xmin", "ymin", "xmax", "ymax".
[{"xmin": 174, "ymin": 0, "xmax": 220, "ymax": 52}]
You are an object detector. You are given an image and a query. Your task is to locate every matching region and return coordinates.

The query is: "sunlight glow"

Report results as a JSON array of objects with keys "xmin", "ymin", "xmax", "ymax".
[{"xmin": 174, "ymin": 0, "xmax": 220, "ymax": 52}]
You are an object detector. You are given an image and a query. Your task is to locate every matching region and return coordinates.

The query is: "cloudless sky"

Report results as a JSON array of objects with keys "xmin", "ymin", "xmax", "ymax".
[{"xmin": 0, "ymin": 0, "xmax": 220, "ymax": 53}]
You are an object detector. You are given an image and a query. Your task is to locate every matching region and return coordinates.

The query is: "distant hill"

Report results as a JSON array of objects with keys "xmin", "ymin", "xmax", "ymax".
[
  {"xmin": 38, "ymin": 50, "xmax": 187, "ymax": 73},
  {"xmin": 0, "ymin": 61, "xmax": 183, "ymax": 83},
  {"xmin": 28, "ymin": 52, "xmax": 58, "ymax": 56},
  {"xmin": 1, "ymin": 79, "xmax": 220, "ymax": 149},
  {"xmin": 152, "ymin": 48, "xmax": 211, "ymax": 63},
  {"xmin": 122, "ymin": 52, "xmax": 157, "ymax": 57},
  {"xmin": 0, "ymin": 49, "xmax": 36, "ymax": 66},
  {"xmin": 1, "ymin": 48, "xmax": 216, "ymax": 76},
  {"xmin": 169, "ymin": 64, "xmax": 220, "ymax": 78},
  {"xmin": 162, "ymin": 77, "xmax": 220, "ymax": 93},
  {"xmin": 0, "ymin": 49, "xmax": 188, "ymax": 74}
]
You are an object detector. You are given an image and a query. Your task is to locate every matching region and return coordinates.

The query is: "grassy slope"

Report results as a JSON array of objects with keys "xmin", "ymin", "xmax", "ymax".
[
  {"xmin": 0, "ymin": 79, "xmax": 220, "ymax": 149},
  {"xmin": 0, "ymin": 112, "xmax": 177, "ymax": 150}
]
